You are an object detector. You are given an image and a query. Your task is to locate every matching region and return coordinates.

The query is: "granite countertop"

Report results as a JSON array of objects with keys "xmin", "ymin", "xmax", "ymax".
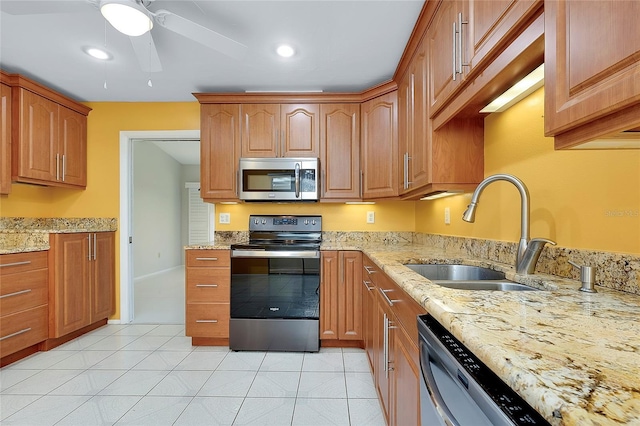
[
  {"xmin": 187, "ymin": 239, "xmax": 640, "ymax": 425},
  {"xmin": 0, "ymin": 218, "xmax": 118, "ymax": 254}
]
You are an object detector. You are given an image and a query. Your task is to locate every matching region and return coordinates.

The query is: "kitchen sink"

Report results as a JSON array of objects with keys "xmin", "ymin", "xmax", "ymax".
[{"xmin": 404, "ymin": 264, "xmax": 539, "ymax": 291}]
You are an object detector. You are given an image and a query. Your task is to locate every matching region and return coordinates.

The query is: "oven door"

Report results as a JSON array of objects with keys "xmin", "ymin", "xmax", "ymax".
[{"xmin": 229, "ymin": 249, "xmax": 320, "ymax": 351}]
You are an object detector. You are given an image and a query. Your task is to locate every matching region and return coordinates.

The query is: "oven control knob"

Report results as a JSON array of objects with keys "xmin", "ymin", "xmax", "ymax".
[
  {"xmin": 261, "ymin": 219, "xmax": 267, "ymax": 225},
  {"xmin": 254, "ymin": 219, "xmax": 259, "ymax": 225},
  {"xmin": 312, "ymin": 220, "xmax": 316, "ymax": 225},
  {"xmin": 304, "ymin": 220, "xmax": 309, "ymax": 225}
]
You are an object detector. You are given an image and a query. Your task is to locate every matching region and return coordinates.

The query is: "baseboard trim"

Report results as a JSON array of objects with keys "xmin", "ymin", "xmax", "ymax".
[{"xmin": 134, "ymin": 265, "xmax": 183, "ymax": 282}]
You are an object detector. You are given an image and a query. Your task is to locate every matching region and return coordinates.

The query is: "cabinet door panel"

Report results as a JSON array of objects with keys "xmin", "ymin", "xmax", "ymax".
[
  {"xmin": 409, "ymin": 45, "xmax": 431, "ymax": 189},
  {"xmin": 281, "ymin": 104, "xmax": 319, "ymax": 157},
  {"xmin": 319, "ymin": 251, "xmax": 339, "ymax": 339},
  {"xmin": 16, "ymin": 89, "xmax": 57, "ymax": 181},
  {"xmin": 392, "ymin": 325, "xmax": 421, "ymax": 426},
  {"xmin": 361, "ymin": 92, "xmax": 398, "ymax": 199},
  {"xmin": 241, "ymin": 104, "xmax": 280, "ymax": 157},
  {"xmin": 1, "ymin": 82, "xmax": 11, "ymax": 194},
  {"xmin": 201, "ymin": 104, "xmax": 240, "ymax": 200},
  {"xmin": 50, "ymin": 233, "xmax": 90, "ymax": 337},
  {"xmin": 545, "ymin": 0, "xmax": 640, "ymax": 136},
  {"xmin": 338, "ymin": 251, "xmax": 362, "ymax": 340},
  {"xmin": 91, "ymin": 233, "xmax": 115, "ymax": 322},
  {"xmin": 320, "ymin": 104, "xmax": 360, "ymax": 199},
  {"xmin": 58, "ymin": 106, "xmax": 87, "ymax": 187}
]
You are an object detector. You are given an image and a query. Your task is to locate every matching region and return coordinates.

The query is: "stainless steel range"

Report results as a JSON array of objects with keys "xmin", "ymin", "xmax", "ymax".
[{"xmin": 229, "ymin": 215, "xmax": 321, "ymax": 352}]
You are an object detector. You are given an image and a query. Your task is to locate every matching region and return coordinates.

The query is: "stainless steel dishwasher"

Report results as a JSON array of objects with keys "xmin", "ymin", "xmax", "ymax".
[{"xmin": 417, "ymin": 314, "xmax": 550, "ymax": 426}]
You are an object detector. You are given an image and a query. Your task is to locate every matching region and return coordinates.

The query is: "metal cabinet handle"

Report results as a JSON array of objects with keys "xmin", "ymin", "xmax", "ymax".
[
  {"xmin": 0, "ymin": 260, "xmax": 31, "ymax": 268},
  {"xmin": 403, "ymin": 152, "xmax": 412, "ymax": 190},
  {"xmin": 196, "ymin": 257, "xmax": 219, "ymax": 261},
  {"xmin": 0, "ymin": 289, "xmax": 32, "ymax": 299},
  {"xmin": 362, "ymin": 280, "xmax": 373, "ymax": 291},
  {"xmin": 383, "ymin": 314, "xmax": 389, "ymax": 375},
  {"xmin": 195, "ymin": 284, "xmax": 219, "ymax": 288},
  {"xmin": 378, "ymin": 287, "xmax": 400, "ymax": 307},
  {"xmin": 0, "ymin": 328, "xmax": 31, "ymax": 341},
  {"xmin": 457, "ymin": 12, "xmax": 468, "ymax": 75},
  {"xmin": 363, "ymin": 265, "xmax": 376, "ymax": 274},
  {"xmin": 195, "ymin": 319, "xmax": 218, "ymax": 323}
]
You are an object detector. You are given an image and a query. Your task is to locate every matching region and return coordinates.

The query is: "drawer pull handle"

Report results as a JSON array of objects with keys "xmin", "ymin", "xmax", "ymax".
[
  {"xmin": 0, "ymin": 328, "xmax": 32, "ymax": 341},
  {"xmin": 196, "ymin": 257, "xmax": 219, "ymax": 261},
  {"xmin": 196, "ymin": 284, "xmax": 219, "ymax": 288},
  {"xmin": 363, "ymin": 265, "xmax": 376, "ymax": 274},
  {"xmin": 195, "ymin": 320, "xmax": 218, "ymax": 323},
  {"xmin": 0, "ymin": 261, "xmax": 32, "ymax": 268},
  {"xmin": 362, "ymin": 280, "xmax": 374, "ymax": 291},
  {"xmin": 378, "ymin": 287, "xmax": 400, "ymax": 307},
  {"xmin": 0, "ymin": 289, "xmax": 32, "ymax": 299}
]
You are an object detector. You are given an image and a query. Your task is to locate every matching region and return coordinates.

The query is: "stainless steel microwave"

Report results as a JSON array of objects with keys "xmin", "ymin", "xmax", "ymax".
[{"xmin": 238, "ymin": 158, "xmax": 319, "ymax": 201}]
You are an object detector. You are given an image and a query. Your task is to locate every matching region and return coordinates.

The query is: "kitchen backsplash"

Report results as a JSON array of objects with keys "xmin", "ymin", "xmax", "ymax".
[{"xmin": 0, "ymin": 217, "xmax": 118, "ymax": 232}]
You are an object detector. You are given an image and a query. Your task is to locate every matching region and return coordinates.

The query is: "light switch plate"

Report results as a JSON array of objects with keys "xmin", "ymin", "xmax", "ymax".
[
  {"xmin": 219, "ymin": 213, "xmax": 230, "ymax": 224},
  {"xmin": 444, "ymin": 207, "xmax": 451, "ymax": 224}
]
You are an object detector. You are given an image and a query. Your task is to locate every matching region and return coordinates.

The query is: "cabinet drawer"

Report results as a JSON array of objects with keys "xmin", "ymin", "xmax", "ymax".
[
  {"xmin": 1, "ymin": 268, "xmax": 48, "ymax": 316},
  {"xmin": 0, "ymin": 305, "xmax": 48, "ymax": 356},
  {"xmin": 186, "ymin": 250, "xmax": 230, "ymax": 268},
  {"xmin": 186, "ymin": 303, "xmax": 230, "ymax": 338},
  {"xmin": 0, "ymin": 251, "xmax": 48, "ymax": 275},
  {"xmin": 186, "ymin": 269, "xmax": 230, "ymax": 303}
]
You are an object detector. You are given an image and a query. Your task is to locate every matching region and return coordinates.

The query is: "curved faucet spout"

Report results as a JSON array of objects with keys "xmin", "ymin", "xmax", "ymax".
[{"xmin": 462, "ymin": 174, "xmax": 531, "ymax": 267}]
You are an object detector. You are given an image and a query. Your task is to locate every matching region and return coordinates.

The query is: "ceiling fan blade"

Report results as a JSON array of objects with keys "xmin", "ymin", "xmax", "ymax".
[
  {"xmin": 129, "ymin": 32, "xmax": 162, "ymax": 73},
  {"xmin": 153, "ymin": 9, "xmax": 247, "ymax": 61}
]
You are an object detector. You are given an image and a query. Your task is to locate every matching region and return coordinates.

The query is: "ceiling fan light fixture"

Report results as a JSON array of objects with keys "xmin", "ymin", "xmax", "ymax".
[{"xmin": 101, "ymin": 1, "xmax": 153, "ymax": 37}]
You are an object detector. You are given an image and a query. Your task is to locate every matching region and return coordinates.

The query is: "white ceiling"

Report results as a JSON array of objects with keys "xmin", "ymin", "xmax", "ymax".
[
  {"xmin": 150, "ymin": 139, "xmax": 200, "ymax": 165},
  {"xmin": 0, "ymin": 0, "xmax": 425, "ymax": 102}
]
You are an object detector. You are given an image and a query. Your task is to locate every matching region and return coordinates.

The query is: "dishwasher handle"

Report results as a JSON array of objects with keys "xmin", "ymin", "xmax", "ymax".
[{"xmin": 420, "ymin": 340, "xmax": 460, "ymax": 426}]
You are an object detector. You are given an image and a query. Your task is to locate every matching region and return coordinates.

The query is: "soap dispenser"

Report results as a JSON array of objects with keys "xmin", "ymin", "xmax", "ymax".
[{"xmin": 569, "ymin": 260, "xmax": 597, "ymax": 293}]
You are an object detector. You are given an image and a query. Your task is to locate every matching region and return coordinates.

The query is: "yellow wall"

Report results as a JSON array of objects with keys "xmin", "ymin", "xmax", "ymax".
[{"xmin": 416, "ymin": 88, "xmax": 640, "ymax": 255}]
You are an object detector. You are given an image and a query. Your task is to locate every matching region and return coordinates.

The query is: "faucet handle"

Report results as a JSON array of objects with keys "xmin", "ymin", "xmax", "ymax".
[
  {"xmin": 516, "ymin": 238, "xmax": 556, "ymax": 274},
  {"xmin": 569, "ymin": 260, "xmax": 597, "ymax": 293}
]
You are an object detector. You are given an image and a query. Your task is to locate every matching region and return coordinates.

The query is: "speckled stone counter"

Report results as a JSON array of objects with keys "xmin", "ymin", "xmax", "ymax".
[
  {"xmin": 0, "ymin": 217, "xmax": 118, "ymax": 254},
  {"xmin": 324, "ymin": 240, "xmax": 640, "ymax": 426}
]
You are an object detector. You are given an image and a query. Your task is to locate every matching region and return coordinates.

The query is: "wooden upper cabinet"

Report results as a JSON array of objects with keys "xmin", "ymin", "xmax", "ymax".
[
  {"xmin": 281, "ymin": 104, "xmax": 319, "ymax": 157},
  {"xmin": 241, "ymin": 104, "xmax": 280, "ymax": 157},
  {"xmin": 361, "ymin": 92, "xmax": 398, "ymax": 199},
  {"xmin": 545, "ymin": 0, "xmax": 640, "ymax": 148},
  {"xmin": 428, "ymin": 0, "xmax": 465, "ymax": 116},
  {"xmin": 319, "ymin": 104, "xmax": 360, "ymax": 200},
  {"xmin": 11, "ymin": 75, "xmax": 90, "ymax": 189},
  {"xmin": 1, "ymin": 81, "xmax": 11, "ymax": 195},
  {"xmin": 241, "ymin": 104, "xmax": 318, "ymax": 158},
  {"xmin": 200, "ymin": 104, "xmax": 241, "ymax": 201}
]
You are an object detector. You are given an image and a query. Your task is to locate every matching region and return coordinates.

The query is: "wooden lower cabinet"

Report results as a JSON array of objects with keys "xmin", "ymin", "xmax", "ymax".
[
  {"xmin": 185, "ymin": 249, "xmax": 231, "ymax": 341},
  {"xmin": 0, "ymin": 251, "xmax": 49, "ymax": 361},
  {"xmin": 320, "ymin": 251, "xmax": 363, "ymax": 342},
  {"xmin": 49, "ymin": 232, "xmax": 115, "ymax": 338},
  {"xmin": 363, "ymin": 253, "xmax": 425, "ymax": 425}
]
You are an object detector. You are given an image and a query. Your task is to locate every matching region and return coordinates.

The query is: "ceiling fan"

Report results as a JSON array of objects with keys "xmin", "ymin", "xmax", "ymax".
[{"xmin": 1, "ymin": 0, "xmax": 248, "ymax": 72}]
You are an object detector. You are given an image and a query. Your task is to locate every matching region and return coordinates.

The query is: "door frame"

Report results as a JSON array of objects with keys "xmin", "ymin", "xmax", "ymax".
[{"xmin": 118, "ymin": 129, "xmax": 200, "ymax": 324}]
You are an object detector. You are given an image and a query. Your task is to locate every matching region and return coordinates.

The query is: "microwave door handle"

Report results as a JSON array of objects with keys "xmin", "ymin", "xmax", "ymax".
[{"xmin": 294, "ymin": 162, "xmax": 301, "ymax": 198}]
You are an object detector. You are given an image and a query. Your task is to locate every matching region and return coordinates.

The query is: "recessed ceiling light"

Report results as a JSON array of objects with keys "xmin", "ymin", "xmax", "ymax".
[
  {"xmin": 84, "ymin": 47, "xmax": 112, "ymax": 60},
  {"xmin": 276, "ymin": 44, "xmax": 295, "ymax": 58}
]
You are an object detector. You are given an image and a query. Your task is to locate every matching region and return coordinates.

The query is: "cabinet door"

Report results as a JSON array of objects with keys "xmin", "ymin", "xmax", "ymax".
[
  {"xmin": 391, "ymin": 324, "xmax": 421, "ymax": 426},
  {"xmin": 241, "ymin": 104, "xmax": 280, "ymax": 157},
  {"xmin": 1, "ymin": 82, "xmax": 10, "ymax": 194},
  {"xmin": 15, "ymin": 88, "xmax": 58, "ymax": 183},
  {"xmin": 398, "ymin": 71, "xmax": 412, "ymax": 193},
  {"xmin": 408, "ymin": 44, "xmax": 431, "ymax": 191},
  {"xmin": 319, "ymin": 251, "xmax": 339, "ymax": 340},
  {"xmin": 545, "ymin": 0, "xmax": 640, "ymax": 136},
  {"xmin": 281, "ymin": 104, "xmax": 319, "ymax": 157},
  {"xmin": 91, "ymin": 232, "xmax": 115, "ymax": 322},
  {"xmin": 362, "ymin": 260, "xmax": 376, "ymax": 367},
  {"xmin": 338, "ymin": 251, "xmax": 362, "ymax": 340},
  {"xmin": 428, "ymin": 0, "xmax": 465, "ymax": 115},
  {"xmin": 374, "ymin": 291, "xmax": 393, "ymax": 422},
  {"xmin": 361, "ymin": 92, "xmax": 398, "ymax": 199},
  {"xmin": 58, "ymin": 106, "xmax": 87, "ymax": 187},
  {"xmin": 50, "ymin": 233, "xmax": 91, "ymax": 337},
  {"xmin": 320, "ymin": 104, "xmax": 360, "ymax": 199},
  {"xmin": 200, "ymin": 104, "xmax": 241, "ymax": 200}
]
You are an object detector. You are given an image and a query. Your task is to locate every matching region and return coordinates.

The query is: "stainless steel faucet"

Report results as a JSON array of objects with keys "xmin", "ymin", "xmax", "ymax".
[{"xmin": 462, "ymin": 174, "xmax": 556, "ymax": 274}]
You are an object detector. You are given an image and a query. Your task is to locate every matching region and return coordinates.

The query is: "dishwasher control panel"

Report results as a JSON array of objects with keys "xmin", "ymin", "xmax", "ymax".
[{"xmin": 419, "ymin": 314, "xmax": 551, "ymax": 425}]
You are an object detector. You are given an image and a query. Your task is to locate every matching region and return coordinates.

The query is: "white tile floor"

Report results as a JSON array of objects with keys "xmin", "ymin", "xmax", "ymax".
[{"xmin": 0, "ymin": 323, "xmax": 385, "ymax": 425}]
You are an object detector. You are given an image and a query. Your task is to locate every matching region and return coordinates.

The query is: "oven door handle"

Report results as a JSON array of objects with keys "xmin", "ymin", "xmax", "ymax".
[
  {"xmin": 420, "ymin": 340, "xmax": 460, "ymax": 426},
  {"xmin": 231, "ymin": 250, "xmax": 320, "ymax": 259}
]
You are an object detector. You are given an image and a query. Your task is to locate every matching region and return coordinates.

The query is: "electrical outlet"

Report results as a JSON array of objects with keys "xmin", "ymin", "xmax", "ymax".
[
  {"xmin": 444, "ymin": 207, "xmax": 451, "ymax": 225},
  {"xmin": 366, "ymin": 211, "xmax": 375, "ymax": 224},
  {"xmin": 219, "ymin": 213, "xmax": 231, "ymax": 224}
]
